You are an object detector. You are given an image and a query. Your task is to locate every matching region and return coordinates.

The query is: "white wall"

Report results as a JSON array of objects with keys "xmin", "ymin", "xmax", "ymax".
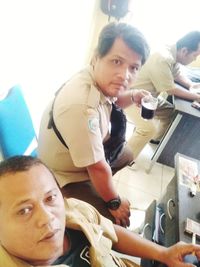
[
  {"xmin": 0, "ymin": 0, "xmax": 97, "ymax": 134},
  {"xmin": 2, "ymin": 0, "xmax": 198, "ymax": 137},
  {"xmin": 126, "ymin": 0, "xmax": 200, "ymax": 51}
]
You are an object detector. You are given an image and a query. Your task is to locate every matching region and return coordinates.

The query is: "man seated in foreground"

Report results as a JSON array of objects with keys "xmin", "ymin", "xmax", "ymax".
[{"xmin": 0, "ymin": 155, "xmax": 200, "ymax": 267}]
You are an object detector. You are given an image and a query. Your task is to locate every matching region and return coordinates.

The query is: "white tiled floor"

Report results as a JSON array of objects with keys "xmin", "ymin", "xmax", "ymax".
[
  {"xmin": 113, "ymin": 122, "xmax": 175, "ymax": 232},
  {"xmin": 112, "ymin": 137, "xmax": 175, "ymax": 265}
]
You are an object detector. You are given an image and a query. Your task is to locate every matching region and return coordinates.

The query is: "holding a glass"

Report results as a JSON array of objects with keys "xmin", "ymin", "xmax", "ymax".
[{"xmin": 141, "ymin": 95, "xmax": 158, "ymax": 120}]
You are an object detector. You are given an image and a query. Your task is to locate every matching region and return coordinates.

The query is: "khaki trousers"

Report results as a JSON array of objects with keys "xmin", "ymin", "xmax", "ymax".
[
  {"xmin": 61, "ymin": 144, "xmax": 133, "ymax": 223},
  {"xmin": 125, "ymin": 100, "xmax": 174, "ymax": 159}
]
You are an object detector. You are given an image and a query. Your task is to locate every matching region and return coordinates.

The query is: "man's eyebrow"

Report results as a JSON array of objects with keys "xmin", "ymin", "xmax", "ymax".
[
  {"xmin": 13, "ymin": 199, "xmax": 32, "ymax": 208},
  {"xmin": 111, "ymin": 55, "xmax": 125, "ymax": 59},
  {"xmin": 13, "ymin": 188, "xmax": 58, "ymax": 207},
  {"xmin": 132, "ymin": 63, "xmax": 142, "ymax": 68},
  {"xmin": 110, "ymin": 54, "xmax": 141, "ymax": 66}
]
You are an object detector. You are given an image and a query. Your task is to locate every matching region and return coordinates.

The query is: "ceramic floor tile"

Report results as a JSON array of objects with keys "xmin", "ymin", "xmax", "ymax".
[
  {"xmin": 114, "ymin": 142, "xmax": 163, "ymax": 211},
  {"xmin": 137, "ymin": 143, "xmax": 157, "ymax": 161},
  {"xmin": 116, "ymin": 182, "xmax": 159, "ymax": 210},
  {"xmin": 161, "ymin": 164, "xmax": 175, "ymax": 193},
  {"xmin": 128, "ymin": 208, "xmax": 145, "ymax": 232},
  {"xmin": 114, "ymin": 130, "xmax": 176, "ymax": 231},
  {"xmin": 116, "ymin": 165, "xmax": 162, "ymax": 198},
  {"xmin": 112, "ymin": 179, "xmax": 119, "ymax": 189},
  {"xmin": 113, "ymin": 170, "xmax": 121, "ymax": 183},
  {"xmin": 136, "ymin": 144, "xmax": 162, "ymax": 172}
]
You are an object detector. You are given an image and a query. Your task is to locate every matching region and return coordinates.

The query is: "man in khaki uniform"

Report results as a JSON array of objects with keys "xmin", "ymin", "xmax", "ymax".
[
  {"xmin": 1, "ymin": 155, "xmax": 200, "ymax": 267},
  {"xmin": 125, "ymin": 31, "xmax": 200, "ymax": 158},
  {"xmin": 38, "ymin": 22, "xmax": 150, "ymax": 227}
]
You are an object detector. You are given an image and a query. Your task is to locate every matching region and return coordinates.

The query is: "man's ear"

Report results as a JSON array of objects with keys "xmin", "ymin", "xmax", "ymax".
[
  {"xmin": 181, "ymin": 47, "xmax": 189, "ymax": 56},
  {"xmin": 90, "ymin": 51, "xmax": 99, "ymax": 67}
]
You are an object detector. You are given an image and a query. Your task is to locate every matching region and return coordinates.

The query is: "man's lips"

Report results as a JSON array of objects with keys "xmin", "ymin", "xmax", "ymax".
[
  {"xmin": 39, "ymin": 229, "xmax": 60, "ymax": 242},
  {"xmin": 112, "ymin": 82, "xmax": 128, "ymax": 90},
  {"xmin": 112, "ymin": 82, "xmax": 125, "ymax": 86}
]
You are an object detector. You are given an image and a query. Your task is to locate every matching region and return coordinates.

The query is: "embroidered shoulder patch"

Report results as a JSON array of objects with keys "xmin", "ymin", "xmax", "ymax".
[{"xmin": 88, "ymin": 117, "xmax": 99, "ymax": 134}]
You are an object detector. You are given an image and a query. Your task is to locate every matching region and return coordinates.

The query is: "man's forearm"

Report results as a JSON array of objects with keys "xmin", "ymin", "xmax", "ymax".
[
  {"xmin": 168, "ymin": 87, "xmax": 200, "ymax": 101},
  {"xmin": 174, "ymin": 73, "xmax": 193, "ymax": 89},
  {"xmin": 113, "ymin": 225, "xmax": 167, "ymax": 263},
  {"xmin": 87, "ymin": 159, "xmax": 118, "ymax": 201},
  {"xmin": 116, "ymin": 89, "xmax": 150, "ymax": 108},
  {"xmin": 113, "ymin": 224, "xmax": 200, "ymax": 266}
]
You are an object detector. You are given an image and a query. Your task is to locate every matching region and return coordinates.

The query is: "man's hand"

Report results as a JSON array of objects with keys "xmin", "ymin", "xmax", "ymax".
[
  {"xmin": 190, "ymin": 82, "xmax": 200, "ymax": 90},
  {"xmin": 132, "ymin": 89, "xmax": 151, "ymax": 107},
  {"xmin": 115, "ymin": 88, "xmax": 151, "ymax": 108},
  {"xmin": 108, "ymin": 197, "xmax": 131, "ymax": 227},
  {"xmin": 189, "ymin": 83, "xmax": 200, "ymax": 101},
  {"xmin": 194, "ymin": 95, "xmax": 200, "ymax": 103},
  {"xmin": 161, "ymin": 241, "xmax": 200, "ymax": 267}
]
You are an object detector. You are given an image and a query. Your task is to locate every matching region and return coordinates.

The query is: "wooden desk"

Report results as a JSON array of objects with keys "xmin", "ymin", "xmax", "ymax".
[{"xmin": 148, "ymin": 87, "xmax": 200, "ymax": 171}]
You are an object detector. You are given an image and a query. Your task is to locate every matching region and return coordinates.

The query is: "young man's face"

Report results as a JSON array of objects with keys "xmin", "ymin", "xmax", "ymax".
[
  {"xmin": 0, "ymin": 164, "xmax": 66, "ymax": 265},
  {"xmin": 93, "ymin": 37, "xmax": 142, "ymax": 97},
  {"xmin": 179, "ymin": 44, "xmax": 200, "ymax": 65}
]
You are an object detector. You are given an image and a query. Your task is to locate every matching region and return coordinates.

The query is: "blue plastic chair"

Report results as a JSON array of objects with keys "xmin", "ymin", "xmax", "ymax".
[{"xmin": 0, "ymin": 85, "xmax": 37, "ymax": 158}]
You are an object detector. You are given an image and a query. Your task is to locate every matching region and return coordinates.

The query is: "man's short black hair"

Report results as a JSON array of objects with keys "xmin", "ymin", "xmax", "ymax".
[
  {"xmin": 176, "ymin": 31, "xmax": 200, "ymax": 52},
  {"xmin": 0, "ymin": 155, "xmax": 43, "ymax": 177},
  {"xmin": 96, "ymin": 22, "xmax": 150, "ymax": 65}
]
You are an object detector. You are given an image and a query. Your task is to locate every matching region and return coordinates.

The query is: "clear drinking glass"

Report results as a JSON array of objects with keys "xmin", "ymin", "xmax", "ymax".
[{"xmin": 141, "ymin": 95, "xmax": 158, "ymax": 120}]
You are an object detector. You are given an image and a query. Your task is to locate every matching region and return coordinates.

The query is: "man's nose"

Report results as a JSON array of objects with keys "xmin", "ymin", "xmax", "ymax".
[
  {"xmin": 118, "ymin": 67, "xmax": 131, "ymax": 82},
  {"xmin": 36, "ymin": 206, "xmax": 54, "ymax": 227}
]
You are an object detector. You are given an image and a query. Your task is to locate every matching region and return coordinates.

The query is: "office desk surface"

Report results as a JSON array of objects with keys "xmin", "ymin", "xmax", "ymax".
[
  {"xmin": 154, "ymin": 92, "xmax": 200, "ymax": 168},
  {"xmin": 175, "ymin": 96, "xmax": 200, "ymax": 117},
  {"xmin": 173, "ymin": 82, "xmax": 200, "ymax": 116}
]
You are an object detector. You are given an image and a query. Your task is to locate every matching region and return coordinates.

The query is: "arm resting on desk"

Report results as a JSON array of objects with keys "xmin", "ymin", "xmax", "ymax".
[
  {"xmin": 174, "ymin": 73, "xmax": 193, "ymax": 89},
  {"xmin": 166, "ymin": 73, "xmax": 200, "ymax": 102},
  {"xmin": 168, "ymin": 73, "xmax": 200, "ymax": 101},
  {"xmin": 168, "ymin": 87, "xmax": 200, "ymax": 101}
]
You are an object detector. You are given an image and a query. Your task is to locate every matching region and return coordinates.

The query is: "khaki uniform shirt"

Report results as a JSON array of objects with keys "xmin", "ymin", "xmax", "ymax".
[
  {"xmin": 133, "ymin": 44, "xmax": 181, "ymax": 98},
  {"xmin": 38, "ymin": 67, "xmax": 113, "ymax": 187}
]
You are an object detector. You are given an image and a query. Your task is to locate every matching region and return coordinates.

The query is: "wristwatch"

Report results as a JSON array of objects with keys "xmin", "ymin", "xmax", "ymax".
[{"xmin": 105, "ymin": 196, "xmax": 121, "ymax": 210}]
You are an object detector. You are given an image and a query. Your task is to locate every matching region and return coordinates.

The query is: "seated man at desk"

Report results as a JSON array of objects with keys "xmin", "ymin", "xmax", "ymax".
[
  {"xmin": 38, "ymin": 22, "xmax": 150, "ymax": 227},
  {"xmin": 1, "ymin": 155, "xmax": 200, "ymax": 267},
  {"xmin": 125, "ymin": 31, "xmax": 200, "ymax": 159}
]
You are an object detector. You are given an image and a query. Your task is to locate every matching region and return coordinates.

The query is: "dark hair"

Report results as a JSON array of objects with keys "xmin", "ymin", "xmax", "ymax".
[
  {"xmin": 176, "ymin": 31, "xmax": 200, "ymax": 52},
  {"xmin": 96, "ymin": 22, "xmax": 150, "ymax": 65},
  {"xmin": 0, "ymin": 155, "xmax": 45, "ymax": 177}
]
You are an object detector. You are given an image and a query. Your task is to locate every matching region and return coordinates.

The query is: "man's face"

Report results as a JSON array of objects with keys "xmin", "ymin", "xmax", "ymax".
[
  {"xmin": 0, "ymin": 164, "xmax": 66, "ymax": 266},
  {"xmin": 178, "ymin": 44, "xmax": 200, "ymax": 65},
  {"xmin": 93, "ymin": 37, "xmax": 142, "ymax": 97}
]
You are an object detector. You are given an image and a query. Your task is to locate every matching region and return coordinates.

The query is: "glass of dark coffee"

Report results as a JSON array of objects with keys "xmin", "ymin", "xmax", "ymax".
[{"xmin": 141, "ymin": 95, "xmax": 158, "ymax": 120}]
